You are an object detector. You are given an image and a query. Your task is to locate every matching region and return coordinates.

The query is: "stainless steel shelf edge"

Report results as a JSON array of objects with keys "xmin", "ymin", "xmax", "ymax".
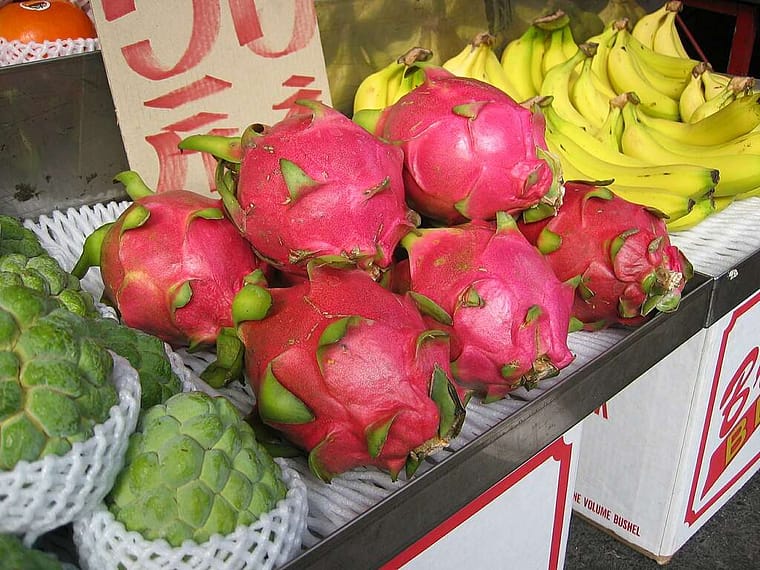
[
  {"xmin": 704, "ymin": 249, "xmax": 760, "ymax": 327},
  {"xmin": 282, "ymin": 275, "xmax": 713, "ymax": 569}
]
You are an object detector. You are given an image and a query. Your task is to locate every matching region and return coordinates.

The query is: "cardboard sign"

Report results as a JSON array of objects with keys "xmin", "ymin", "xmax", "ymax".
[
  {"xmin": 686, "ymin": 289, "xmax": 760, "ymax": 524},
  {"xmin": 89, "ymin": 0, "xmax": 331, "ymax": 195},
  {"xmin": 384, "ymin": 427, "xmax": 581, "ymax": 570}
]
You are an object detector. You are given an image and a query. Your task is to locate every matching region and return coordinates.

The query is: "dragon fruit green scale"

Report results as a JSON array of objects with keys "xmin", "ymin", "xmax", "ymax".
[{"xmin": 107, "ymin": 391, "xmax": 287, "ymax": 547}]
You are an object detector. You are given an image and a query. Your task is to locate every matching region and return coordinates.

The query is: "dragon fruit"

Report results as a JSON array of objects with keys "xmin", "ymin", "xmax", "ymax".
[
  {"xmin": 178, "ymin": 99, "xmax": 419, "ymax": 279},
  {"xmin": 517, "ymin": 182, "xmax": 693, "ymax": 330},
  {"xmin": 235, "ymin": 263, "xmax": 467, "ymax": 482},
  {"xmin": 73, "ymin": 171, "xmax": 268, "ymax": 387},
  {"xmin": 398, "ymin": 213, "xmax": 576, "ymax": 402},
  {"xmin": 362, "ymin": 66, "xmax": 563, "ymax": 225}
]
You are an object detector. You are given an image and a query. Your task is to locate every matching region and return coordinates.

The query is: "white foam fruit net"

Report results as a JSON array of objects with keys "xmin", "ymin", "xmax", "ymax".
[
  {"xmin": 72, "ymin": 460, "xmax": 308, "ymax": 570},
  {"xmin": 0, "ymin": 1, "xmax": 99, "ymax": 66},
  {"xmin": 0, "ymin": 353, "xmax": 141, "ymax": 547}
]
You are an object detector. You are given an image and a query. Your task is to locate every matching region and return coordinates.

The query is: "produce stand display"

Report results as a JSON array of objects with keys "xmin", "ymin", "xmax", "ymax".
[{"xmin": 2, "ymin": 5, "xmax": 760, "ymax": 567}]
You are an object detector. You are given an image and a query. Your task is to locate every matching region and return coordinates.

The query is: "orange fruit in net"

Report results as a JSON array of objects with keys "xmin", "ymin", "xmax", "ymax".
[{"xmin": 0, "ymin": 0, "xmax": 96, "ymax": 43}]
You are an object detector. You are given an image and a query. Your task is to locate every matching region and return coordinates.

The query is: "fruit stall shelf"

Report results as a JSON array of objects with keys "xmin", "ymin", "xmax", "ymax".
[{"xmin": 2, "ymin": 50, "xmax": 758, "ymax": 568}]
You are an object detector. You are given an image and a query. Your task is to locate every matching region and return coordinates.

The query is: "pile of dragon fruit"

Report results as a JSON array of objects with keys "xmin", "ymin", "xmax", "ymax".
[{"xmin": 73, "ymin": 67, "xmax": 692, "ymax": 484}]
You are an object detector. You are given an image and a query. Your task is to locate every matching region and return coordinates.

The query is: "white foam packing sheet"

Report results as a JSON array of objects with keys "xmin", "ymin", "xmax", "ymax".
[
  {"xmin": 669, "ymin": 197, "xmax": 760, "ymax": 277},
  {"xmin": 22, "ymin": 203, "xmax": 635, "ymax": 554}
]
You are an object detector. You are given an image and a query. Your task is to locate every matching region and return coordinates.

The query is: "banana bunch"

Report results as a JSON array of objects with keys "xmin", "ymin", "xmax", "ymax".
[
  {"xmin": 631, "ymin": 0, "xmax": 689, "ymax": 58},
  {"xmin": 500, "ymin": 10, "xmax": 577, "ymax": 103},
  {"xmin": 353, "ymin": 47, "xmax": 434, "ymax": 115},
  {"xmin": 442, "ymin": 31, "xmax": 522, "ymax": 100}
]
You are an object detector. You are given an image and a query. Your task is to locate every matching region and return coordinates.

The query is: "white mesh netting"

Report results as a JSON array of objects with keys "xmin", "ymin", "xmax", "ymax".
[
  {"xmin": 72, "ymin": 460, "xmax": 308, "ymax": 570},
  {"xmin": 0, "ymin": 353, "xmax": 141, "ymax": 547},
  {"xmin": 24, "ymin": 201, "xmax": 636, "ymax": 553},
  {"xmin": 0, "ymin": 1, "xmax": 99, "ymax": 67}
]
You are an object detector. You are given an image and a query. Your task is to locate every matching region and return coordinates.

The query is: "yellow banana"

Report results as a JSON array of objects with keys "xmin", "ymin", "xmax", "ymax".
[
  {"xmin": 530, "ymin": 27, "xmax": 549, "ymax": 94},
  {"xmin": 540, "ymin": 43, "xmax": 593, "ymax": 130},
  {"xmin": 587, "ymin": 21, "xmax": 624, "ymax": 93},
  {"xmin": 611, "ymin": 185, "xmax": 696, "ymax": 220},
  {"xmin": 636, "ymin": 92, "xmax": 760, "ymax": 145},
  {"xmin": 545, "ymin": 126, "xmax": 717, "ymax": 195},
  {"xmin": 631, "ymin": 1, "xmax": 670, "ymax": 48},
  {"xmin": 594, "ymin": 95, "xmax": 627, "ymax": 150},
  {"xmin": 666, "ymin": 196, "xmax": 715, "ymax": 232},
  {"xmin": 501, "ymin": 25, "xmax": 541, "ymax": 101},
  {"xmin": 445, "ymin": 32, "xmax": 521, "ymax": 100},
  {"xmin": 678, "ymin": 62, "xmax": 708, "ymax": 122},
  {"xmin": 607, "ymin": 30, "xmax": 681, "ymax": 120},
  {"xmin": 735, "ymin": 186, "xmax": 760, "ymax": 200},
  {"xmin": 352, "ymin": 47, "xmax": 433, "ymax": 114},
  {"xmin": 561, "ymin": 25, "xmax": 578, "ymax": 59},
  {"xmin": 652, "ymin": 4, "xmax": 689, "ymax": 59},
  {"xmin": 702, "ymin": 67, "xmax": 731, "ymax": 100},
  {"xmin": 620, "ymin": 101, "xmax": 760, "ymax": 196},
  {"xmin": 625, "ymin": 29, "xmax": 698, "ymax": 79},
  {"xmin": 542, "ymin": 27, "xmax": 570, "ymax": 75},
  {"xmin": 687, "ymin": 76, "xmax": 754, "ymax": 123},
  {"xmin": 571, "ymin": 52, "xmax": 616, "ymax": 129},
  {"xmin": 544, "ymin": 103, "xmax": 646, "ymax": 167},
  {"xmin": 714, "ymin": 196, "xmax": 736, "ymax": 210}
]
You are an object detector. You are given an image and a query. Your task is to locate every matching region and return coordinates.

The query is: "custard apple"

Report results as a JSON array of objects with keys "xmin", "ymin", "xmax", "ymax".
[
  {"xmin": 0, "ymin": 285, "xmax": 118, "ymax": 470},
  {"xmin": 107, "ymin": 391, "xmax": 288, "ymax": 546}
]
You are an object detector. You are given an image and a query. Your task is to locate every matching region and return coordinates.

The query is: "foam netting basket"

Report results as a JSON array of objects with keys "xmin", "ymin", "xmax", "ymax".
[
  {"xmin": 0, "ymin": 1, "xmax": 99, "ymax": 66},
  {"xmin": 72, "ymin": 459, "xmax": 308, "ymax": 570},
  {"xmin": 0, "ymin": 353, "xmax": 141, "ymax": 547}
]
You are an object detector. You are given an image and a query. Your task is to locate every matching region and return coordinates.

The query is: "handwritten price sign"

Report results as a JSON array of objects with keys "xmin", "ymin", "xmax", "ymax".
[{"xmin": 90, "ymin": 0, "xmax": 331, "ymax": 194}]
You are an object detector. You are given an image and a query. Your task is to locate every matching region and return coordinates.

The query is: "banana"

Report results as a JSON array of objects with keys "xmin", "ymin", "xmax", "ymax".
[
  {"xmin": 665, "ymin": 196, "xmax": 715, "ymax": 232},
  {"xmin": 678, "ymin": 62, "xmax": 708, "ymax": 122},
  {"xmin": 561, "ymin": 24, "xmax": 578, "ymax": 59},
  {"xmin": 571, "ymin": 52, "xmax": 616, "ymax": 129},
  {"xmin": 636, "ymin": 92, "xmax": 760, "ymax": 145},
  {"xmin": 687, "ymin": 76, "xmax": 754, "ymax": 123},
  {"xmin": 501, "ymin": 25, "xmax": 541, "ymax": 101},
  {"xmin": 542, "ymin": 27, "xmax": 570, "ymax": 75},
  {"xmin": 625, "ymin": 29, "xmax": 698, "ymax": 79},
  {"xmin": 631, "ymin": 1, "xmax": 670, "ymax": 48},
  {"xmin": 636, "ymin": 124, "xmax": 760, "ymax": 157},
  {"xmin": 607, "ymin": 30, "xmax": 681, "ymax": 120},
  {"xmin": 444, "ymin": 32, "xmax": 522, "ymax": 100},
  {"xmin": 735, "ymin": 186, "xmax": 760, "ymax": 200},
  {"xmin": 352, "ymin": 47, "xmax": 433, "ymax": 114},
  {"xmin": 702, "ymin": 66, "xmax": 731, "ymax": 100},
  {"xmin": 587, "ymin": 21, "xmax": 624, "ymax": 93},
  {"xmin": 540, "ymin": 43, "xmax": 593, "ymax": 130},
  {"xmin": 610, "ymin": 185, "xmax": 696, "ymax": 220},
  {"xmin": 545, "ymin": 126, "xmax": 717, "ymax": 195},
  {"xmin": 652, "ymin": 4, "xmax": 689, "ymax": 58},
  {"xmin": 543, "ymin": 101, "xmax": 643, "ymax": 166},
  {"xmin": 620, "ymin": 101, "xmax": 760, "ymax": 196},
  {"xmin": 594, "ymin": 94, "xmax": 627, "ymax": 150},
  {"xmin": 530, "ymin": 27, "xmax": 549, "ymax": 94}
]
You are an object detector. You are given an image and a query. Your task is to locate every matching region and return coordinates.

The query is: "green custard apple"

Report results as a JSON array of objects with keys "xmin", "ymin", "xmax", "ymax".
[
  {"xmin": 0, "ymin": 285, "xmax": 118, "ymax": 470},
  {"xmin": 107, "ymin": 391, "xmax": 288, "ymax": 547}
]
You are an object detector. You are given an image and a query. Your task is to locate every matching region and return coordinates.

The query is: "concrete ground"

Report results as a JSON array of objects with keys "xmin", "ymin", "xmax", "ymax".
[{"xmin": 564, "ymin": 469, "xmax": 759, "ymax": 569}]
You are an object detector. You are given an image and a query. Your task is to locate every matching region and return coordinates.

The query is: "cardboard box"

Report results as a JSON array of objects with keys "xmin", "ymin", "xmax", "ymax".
[
  {"xmin": 573, "ymin": 289, "xmax": 760, "ymax": 562},
  {"xmin": 384, "ymin": 424, "xmax": 582, "ymax": 570}
]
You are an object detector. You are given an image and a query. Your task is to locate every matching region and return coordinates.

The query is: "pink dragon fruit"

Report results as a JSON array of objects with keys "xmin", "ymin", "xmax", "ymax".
[
  {"xmin": 235, "ymin": 263, "xmax": 467, "ymax": 482},
  {"xmin": 397, "ymin": 213, "xmax": 576, "ymax": 402},
  {"xmin": 178, "ymin": 99, "xmax": 419, "ymax": 279},
  {"xmin": 517, "ymin": 182, "xmax": 693, "ymax": 330},
  {"xmin": 73, "ymin": 171, "xmax": 268, "ymax": 386},
  {"xmin": 360, "ymin": 66, "xmax": 563, "ymax": 225}
]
